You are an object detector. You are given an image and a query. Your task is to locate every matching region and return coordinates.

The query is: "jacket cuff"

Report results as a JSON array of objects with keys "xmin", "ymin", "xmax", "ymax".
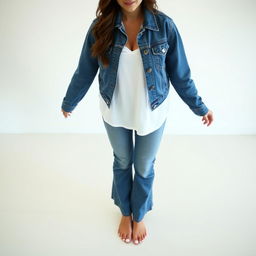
[
  {"xmin": 191, "ymin": 104, "xmax": 209, "ymax": 116},
  {"xmin": 61, "ymin": 100, "xmax": 76, "ymax": 113}
]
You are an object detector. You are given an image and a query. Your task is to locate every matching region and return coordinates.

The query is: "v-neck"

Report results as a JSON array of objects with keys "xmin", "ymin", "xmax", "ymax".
[{"xmin": 123, "ymin": 45, "xmax": 140, "ymax": 52}]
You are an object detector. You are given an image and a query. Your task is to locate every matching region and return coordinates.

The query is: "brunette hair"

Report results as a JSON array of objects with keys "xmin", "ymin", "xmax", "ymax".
[{"xmin": 91, "ymin": 0, "xmax": 159, "ymax": 68}]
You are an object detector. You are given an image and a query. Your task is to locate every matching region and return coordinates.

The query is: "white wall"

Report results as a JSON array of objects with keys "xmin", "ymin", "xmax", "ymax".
[{"xmin": 0, "ymin": 0, "xmax": 255, "ymax": 134}]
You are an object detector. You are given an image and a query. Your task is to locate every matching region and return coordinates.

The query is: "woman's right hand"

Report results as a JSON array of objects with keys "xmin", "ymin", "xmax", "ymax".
[{"xmin": 61, "ymin": 109, "xmax": 72, "ymax": 118}]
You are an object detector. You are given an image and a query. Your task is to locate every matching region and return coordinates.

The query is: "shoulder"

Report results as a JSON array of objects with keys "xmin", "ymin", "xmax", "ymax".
[
  {"xmin": 89, "ymin": 17, "xmax": 99, "ymax": 29},
  {"xmin": 85, "ymin": 17, "xmax": 99, "ymax": 36},
  {"xmin": 92, "ymin": 17, "xmax": 99, "ymax": 24},
  {"xmin": 86, "ymin": 17, "xmax": 99, "ymax": 31},
  {"xmin": 154, "ymin": 9, "xmax": 174, "ymax": 26},
  {"xmin": 153, "ymin": 10, "xmax": 180, "ymax": 38}
]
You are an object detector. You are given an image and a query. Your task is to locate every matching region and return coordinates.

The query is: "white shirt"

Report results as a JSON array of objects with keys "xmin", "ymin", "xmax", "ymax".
[{"xmin": 99, "ymin": 45, "xmax": 170, "ymax": 136}]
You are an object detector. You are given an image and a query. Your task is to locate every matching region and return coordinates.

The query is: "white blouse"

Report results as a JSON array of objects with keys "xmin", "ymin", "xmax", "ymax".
[{"xmin": 99, "ymin": 45, "xmax": 170, "ymax": 136}]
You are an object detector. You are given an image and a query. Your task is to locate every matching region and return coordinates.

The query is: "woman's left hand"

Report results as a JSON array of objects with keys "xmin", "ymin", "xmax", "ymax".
[{"xmin": 202, "ymin": 110, "xmax": 214, "ymax": 126}]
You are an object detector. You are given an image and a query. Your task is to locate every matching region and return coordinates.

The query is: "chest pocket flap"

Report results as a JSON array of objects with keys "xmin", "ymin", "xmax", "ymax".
[{"xmin": 151, "ymin": 42, "xmax": 169, "ymax": 55}]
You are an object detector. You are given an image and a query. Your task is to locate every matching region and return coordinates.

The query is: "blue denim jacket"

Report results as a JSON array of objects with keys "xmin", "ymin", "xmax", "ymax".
[{"xmin": 61, "ymin": 8, "xmax": 209, "ymax": 116}]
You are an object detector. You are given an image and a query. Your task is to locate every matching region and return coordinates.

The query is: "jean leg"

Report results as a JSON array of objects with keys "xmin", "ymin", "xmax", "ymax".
[
  {"xmin": 131, "ymin": 119, "xmax": 166, "ymax": 222},
  {"xmin": 102, "ymin": 118, "xmax": 134, "ymax": 216}
]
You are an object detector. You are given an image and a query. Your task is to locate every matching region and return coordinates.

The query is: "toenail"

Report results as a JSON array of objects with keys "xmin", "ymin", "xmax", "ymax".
[
  {"xmin": 135, "ymin": 240, "xmax": 138, "ymax": 244},
  {"xmin": 125, "ymin": 238, "xmax": 130, "ymax": 242}
]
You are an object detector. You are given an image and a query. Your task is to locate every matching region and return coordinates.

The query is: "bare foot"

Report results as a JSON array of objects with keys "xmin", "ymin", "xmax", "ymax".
[
  {"xmin": 132, "ymin": 219, "xmax": 147, "ymax": 245},
  {"xmin": 118, "ymin": 215, "xmax": 132, "ymax": 243}
]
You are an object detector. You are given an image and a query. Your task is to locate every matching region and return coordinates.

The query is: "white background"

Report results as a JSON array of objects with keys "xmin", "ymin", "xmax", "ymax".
[{"xmin": 1, "ymin": 0, "xmax": 255, "ymax": 134}]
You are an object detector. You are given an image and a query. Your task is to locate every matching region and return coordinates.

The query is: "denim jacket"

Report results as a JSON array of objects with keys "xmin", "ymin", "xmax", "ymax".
[{"xmin": 61, "ymin": 8, "xmax": 209, "ymax": 116}]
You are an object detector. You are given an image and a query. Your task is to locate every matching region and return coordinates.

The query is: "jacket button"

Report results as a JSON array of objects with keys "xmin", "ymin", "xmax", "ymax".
[
  {"xmin": 143, "ymin": 49, "xmax": 149, "ymax": 55},
  {"xmin": 152, "ymin": 104, "xmax": 157, "ymax": 109},
  {"xmin": 149, "ymin": 85, "xmax": 155, "ymax": 90},
  {"xmin": 147, "ymin": 67, "xmax": 152, "ymax": 73}
]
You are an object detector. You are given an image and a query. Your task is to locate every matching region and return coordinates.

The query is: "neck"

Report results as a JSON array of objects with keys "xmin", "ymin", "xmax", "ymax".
[{"xmin": 121, "ymin": 6, "xmax": 143, "ymax": 22}]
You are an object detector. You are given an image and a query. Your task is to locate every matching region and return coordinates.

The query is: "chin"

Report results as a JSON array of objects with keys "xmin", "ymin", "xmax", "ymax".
[{"xmin": 122, "ymin": 1, "xmax": 140, "ymax": 11}]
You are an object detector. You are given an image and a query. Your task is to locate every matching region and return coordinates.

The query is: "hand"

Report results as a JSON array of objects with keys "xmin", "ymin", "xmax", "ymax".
[
  {"xmin": 202, "ymin": 110, "xmax": 213, "ymax": 126},
  {"xmin": 61, "ymin": 109, "xmax": 72, "ymax": 118}
]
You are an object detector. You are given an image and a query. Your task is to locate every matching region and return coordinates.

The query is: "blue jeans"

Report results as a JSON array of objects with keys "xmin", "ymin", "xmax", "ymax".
[{"xmin": 102, "ymin": 118, "xmax": 166, "ymax": 222}]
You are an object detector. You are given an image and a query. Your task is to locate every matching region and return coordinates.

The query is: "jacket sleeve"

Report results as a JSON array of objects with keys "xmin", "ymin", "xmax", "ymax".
[
  {"xmin": 165, "ymin": 19, "xmax": 209, "ymax": 116},
  {"xmin": 61, "ymin": 18, "xmax": 99, "ymax": 112}
]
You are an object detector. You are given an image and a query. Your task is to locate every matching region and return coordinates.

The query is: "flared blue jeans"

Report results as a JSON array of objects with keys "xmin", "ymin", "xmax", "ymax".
[{"xmin": 102, "ymin": 117, "xmax": 166, "ymax": 222}]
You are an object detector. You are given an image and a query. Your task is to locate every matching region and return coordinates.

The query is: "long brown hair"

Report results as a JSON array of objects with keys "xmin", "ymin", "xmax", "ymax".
[{"xmin": 91, "ymin": 0, "xmax": 159, "ymax": 68}]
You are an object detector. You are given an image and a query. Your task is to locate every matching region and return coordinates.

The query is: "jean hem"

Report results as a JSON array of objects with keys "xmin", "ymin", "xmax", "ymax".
[
  {"xmin": 132, "ymin": 201, "xmax": 153, "ymax": 222},
  {"xmin": 111, "ymin": 197, "xmax": 132, "ymax": 216}
]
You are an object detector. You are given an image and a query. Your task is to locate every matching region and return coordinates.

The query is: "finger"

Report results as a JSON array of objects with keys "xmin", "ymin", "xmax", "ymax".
[
  {"xmin": 207, "ymin": 116, "xmax": 211, "ymax": 126},
  {"xmin": 204, "ymin": 116, "xmax": 209, "ymax": 125},
  {"xmin": 208, "ymin": 116, "xmax": 213, "ymax": 126}
]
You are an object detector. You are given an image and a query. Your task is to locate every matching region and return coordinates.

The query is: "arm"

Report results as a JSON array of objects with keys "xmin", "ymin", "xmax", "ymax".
[
  {"xmin": 165, "ymin": 19, "xmax": 209, "ymax": 116},
  {"xmin": 61, "ymin": 18, "xmax": 99, "ymax": 113}
]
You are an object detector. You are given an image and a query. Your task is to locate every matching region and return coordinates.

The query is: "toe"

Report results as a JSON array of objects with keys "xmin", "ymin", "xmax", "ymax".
[
  {"xmin": 133, "ymin": 236, "xmax": 139, "ymax": 245},
  {"xmin": 125, "ymin": 234, "xmax": 130, "ymax": 243},
  {"xmin": 125, "ymin": 237, "xmax": 130, "ymax": 243}
]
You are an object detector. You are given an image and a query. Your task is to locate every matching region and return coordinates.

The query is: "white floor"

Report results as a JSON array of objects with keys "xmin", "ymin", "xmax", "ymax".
[{"xmin": 0, "ymin": 134, "xmax": 255, "ymax": 256}]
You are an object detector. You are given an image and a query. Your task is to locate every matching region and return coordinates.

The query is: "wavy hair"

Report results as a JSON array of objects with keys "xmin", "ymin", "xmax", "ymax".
[{"xmin": 91, "ymin": 0, "xmax": 159, "ymax": 68}]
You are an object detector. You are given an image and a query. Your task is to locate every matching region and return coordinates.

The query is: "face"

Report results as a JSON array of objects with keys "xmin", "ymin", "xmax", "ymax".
[{"xmin": 116, "ymin": 0, "xmax": 143, "ymax": 14}]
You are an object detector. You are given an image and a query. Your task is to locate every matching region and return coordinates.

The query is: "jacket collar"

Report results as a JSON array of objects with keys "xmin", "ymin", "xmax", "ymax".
[{"xmin": 114, "ymin": 8, "xmax": 159, "ymax": 31}]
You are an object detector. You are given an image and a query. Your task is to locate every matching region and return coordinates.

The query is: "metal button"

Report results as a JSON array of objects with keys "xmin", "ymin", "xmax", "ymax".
[
  {"xmin": 143, "ymin": 49, "xmax": 149, "ymax": 55},
  {"xmin": 161, "ymin": 48, "xmax": 166, "ymax": 53},
  {"xmin": 149, "ymin": 85, "xmax": 155, "ymax": 90},
  {"xmin": 152, "ymin": 104, "xmax": 157, "ymax": 109},
  {"xmin": 147, "ymin": 68, "xmax": 152, "ymax": 73}
]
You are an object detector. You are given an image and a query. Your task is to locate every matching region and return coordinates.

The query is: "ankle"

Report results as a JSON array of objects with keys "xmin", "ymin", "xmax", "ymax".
[
  {"xmin": 133, "ymin": 219, "xmax": 144, "ymax": 224},
  {"xmin": 122, "ymin": 215, "xmax": 132, "ymax": 219}
]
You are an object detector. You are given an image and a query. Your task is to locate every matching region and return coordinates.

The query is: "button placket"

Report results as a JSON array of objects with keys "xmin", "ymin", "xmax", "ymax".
[
  {"xmin": 143, "ymin": 49, "xmax": 149, "ymax": 55},
  {"xmin": 149, "ymin": 85, "xmax": 155, "ymax": 90}
]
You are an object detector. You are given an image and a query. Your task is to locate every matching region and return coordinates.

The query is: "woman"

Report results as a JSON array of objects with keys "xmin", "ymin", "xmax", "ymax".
[{"xmin": 61, "ymin": 0, "xmax": 214, "ymax": 245}]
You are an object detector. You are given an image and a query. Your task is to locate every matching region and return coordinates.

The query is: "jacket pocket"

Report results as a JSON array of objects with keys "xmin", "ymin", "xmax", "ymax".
[
  {"xmin": 151, "ymin": 42, "xmax": 169, "ymax": 55},
  {"xmin": 151, "ymin": 42, "xmax": 169, "ymax": 71}
]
